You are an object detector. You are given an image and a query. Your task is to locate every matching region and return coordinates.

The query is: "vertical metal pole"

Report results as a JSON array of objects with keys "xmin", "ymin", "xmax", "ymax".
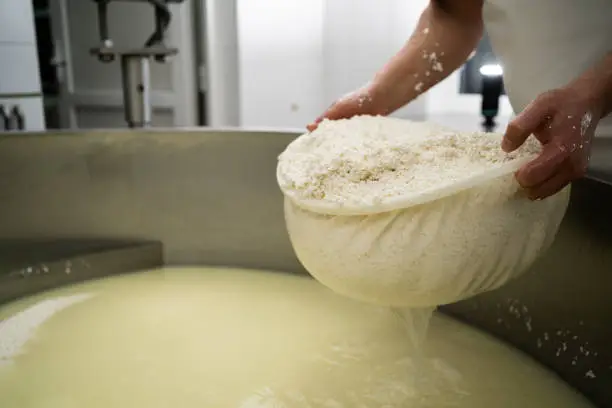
[
  {"xmin": 96, "ymin": 1, "xmax": 110, "ymax": 45},
  {"xmin": 120, "ymin": 55, "xmax": 152, "ymax": 128}
]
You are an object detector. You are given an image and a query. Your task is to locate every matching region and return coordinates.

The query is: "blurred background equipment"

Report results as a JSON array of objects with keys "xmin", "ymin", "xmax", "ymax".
[
  {"xmin": 18, "ymin": 0, "xmax": 200, "ymax": 131},
  {"xmin": 479, "ymin": 63, "xmax": 504, "ymax": 132},
  {"xmin": 90, "ymin": 0, "xmax": 185, "ymax": 128}
]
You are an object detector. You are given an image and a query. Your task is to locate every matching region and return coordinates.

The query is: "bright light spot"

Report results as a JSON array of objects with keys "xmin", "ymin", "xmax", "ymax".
[{"xmin": 479, "ymin": 64, "xmax": 503, "ymax": 77}]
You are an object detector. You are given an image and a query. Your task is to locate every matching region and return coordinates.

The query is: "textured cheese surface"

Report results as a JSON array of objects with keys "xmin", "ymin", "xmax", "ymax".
[
  {"xmin": 278, "ymin": 115, "xmax": 540, "ymax": 209},
  {"xmin": 279, "ymin": 116, "xmax": 569, "ymax": 308}
]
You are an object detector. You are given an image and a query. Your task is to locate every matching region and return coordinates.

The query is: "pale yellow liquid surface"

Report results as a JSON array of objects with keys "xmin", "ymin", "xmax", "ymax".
[{"xmin": 0, "ymin": 267, "xmax": 594, "ymax": 408}]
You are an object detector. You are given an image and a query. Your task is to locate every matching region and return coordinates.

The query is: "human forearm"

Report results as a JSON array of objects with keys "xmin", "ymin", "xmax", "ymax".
[
  {"xmin": 370, "ymin": 0, "xmax": 484, "ymax": 114},
  {"xmin": 568, "ymin": 52, "xmax": 612, "ymax": 118}
]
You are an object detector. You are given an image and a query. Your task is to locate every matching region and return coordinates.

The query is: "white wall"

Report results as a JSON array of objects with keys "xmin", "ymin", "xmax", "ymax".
[
  {"xmin": 237, "ymin": 0, "xmax": 514, "ymax": 130},
  {"xmin": 0, "ymin": 0, "xmax": 45, "ymax": 131},
  {"xmin": 237, "ymin": 0, "xmax": 325, "ymax": 129}
]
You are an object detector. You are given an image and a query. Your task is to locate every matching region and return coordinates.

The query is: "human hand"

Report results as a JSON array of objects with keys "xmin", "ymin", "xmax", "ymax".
[
  {"xmin": 502, "ymin": 87, "xmax": 603, "ymax": 200},
  {"xmin": 306, "ymin": 84, "xmax": 391, "ymax": 132}
]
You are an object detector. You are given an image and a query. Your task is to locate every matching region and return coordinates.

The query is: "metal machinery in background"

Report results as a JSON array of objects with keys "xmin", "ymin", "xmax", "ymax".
[
  {"xmin": 479, "ymin": 63, "xmax": 505, "ymax": 132},
  {"xmin": 0, "ymin": 105, "xmax": 25, "ymax": 131},
  {"xmin": 90, "ymin": 0, "xmax": 185, "ymax": 128}
]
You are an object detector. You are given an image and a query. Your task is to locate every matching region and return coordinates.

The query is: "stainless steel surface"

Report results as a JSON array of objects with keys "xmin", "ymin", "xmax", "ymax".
[
  {"xmin": 0, "ymin": 129, "xmax": 298, "ymax": 271},
  {"xmin": 121, "ymin": 56, "xmax": 152, "ymax": 128},
  {"xmin": 0, "ymin": 239, "xmax": 163, "ymax": 305},
  {"xmin": 0, "ymin": 93, "xmax": 43, "ymax": 98},
  {"xmin": 0, "ymin": 128, "xmax": 610, "ymax": 406},
  {"xmin": 586, "ymin": 137, "xmax": 612, "ymax": 187}
]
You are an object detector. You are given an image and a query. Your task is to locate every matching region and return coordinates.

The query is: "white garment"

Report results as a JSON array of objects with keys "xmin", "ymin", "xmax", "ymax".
[{"xmin": 483, "ymin": 0, "xmax": 612, "ymax": 136}]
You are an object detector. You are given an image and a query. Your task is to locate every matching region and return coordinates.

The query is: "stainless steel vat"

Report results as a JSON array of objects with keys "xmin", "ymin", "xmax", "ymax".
[{"xmin": 0, "ymin": 128, "xmax": 610, "ymax": 407}]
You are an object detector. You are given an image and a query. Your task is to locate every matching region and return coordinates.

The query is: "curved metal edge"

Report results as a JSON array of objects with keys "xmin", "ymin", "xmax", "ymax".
[
  {"xmin": 1, "ymin": 126, "xmax": 609, "ymax": 185},
  {"xmin": 0, "ymin": 126, "xmax": 307, "ymax": 138},
  {"xmin": 0, "ymin": 240, "xmax": 164, "ymax": 305}
]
